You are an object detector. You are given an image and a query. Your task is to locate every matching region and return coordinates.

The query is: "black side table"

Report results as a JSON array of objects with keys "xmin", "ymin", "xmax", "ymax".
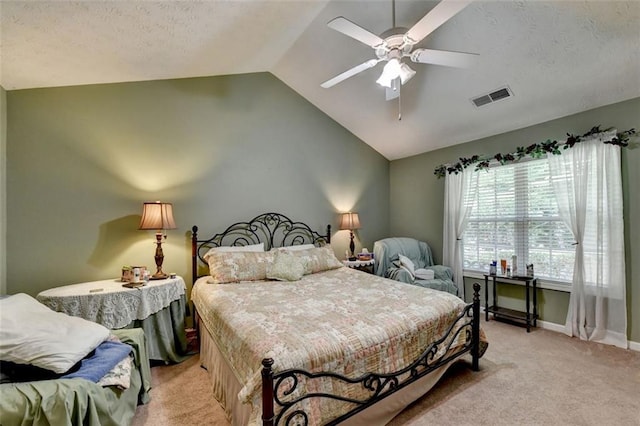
[{"xmin": 483, "ymin": 274, "xmax": 538, "ymax": 332}]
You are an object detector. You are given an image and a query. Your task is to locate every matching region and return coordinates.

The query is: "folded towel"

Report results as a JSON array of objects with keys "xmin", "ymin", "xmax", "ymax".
[
  {"xmin": 62, "ymin": 340, "xmax": 132, "ymax": 383},
  {"xmin": 414, "ymin": 268, "xmax": 435, "ymax": 280}
]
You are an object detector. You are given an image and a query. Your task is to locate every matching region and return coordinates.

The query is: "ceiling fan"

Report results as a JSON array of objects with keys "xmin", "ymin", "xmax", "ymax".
[{"xmin": 321, "ymin": 0, "xmax": 478, "ymax": 102}]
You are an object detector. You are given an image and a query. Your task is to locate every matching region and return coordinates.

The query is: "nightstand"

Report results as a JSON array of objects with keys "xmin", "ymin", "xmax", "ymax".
[{"xmin": 342, "ymin": 259, "xmax": 375, "ymax": 274}]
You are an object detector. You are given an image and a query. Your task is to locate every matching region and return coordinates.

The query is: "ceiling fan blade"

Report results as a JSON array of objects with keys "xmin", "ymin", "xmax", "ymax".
[
  {"xmin": 404, "ymin": 0, "xmax": 473, "ymax": 46},
  {"xmin": 328, "ymin": 17, "xmax": 384, "ymax": 48},
  {"xmin": 410, "ymin": 48, "xmax": 478, "ymax": 68},
  {"xmin": 321, "ymin": 59, "xmax": 381, "ymax": 88},
  {"xmin": 385, "ymin": 78, "xmax": 401, "ymax": 101}
]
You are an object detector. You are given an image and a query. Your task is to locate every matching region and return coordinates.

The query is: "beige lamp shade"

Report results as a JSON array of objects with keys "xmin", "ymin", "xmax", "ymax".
[
  {"xmin": 139, "ymin": 202, "xmax": 177, "ymax": 231},
  {"xmin": 339, "ymin": 212, "xmax": 361, "ymax": 230}
]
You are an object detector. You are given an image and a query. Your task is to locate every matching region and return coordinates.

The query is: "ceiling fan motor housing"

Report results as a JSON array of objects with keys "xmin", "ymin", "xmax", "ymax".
[{"xmin": 376, "ymin": 28, "xmax": 413, "ymax": 60}]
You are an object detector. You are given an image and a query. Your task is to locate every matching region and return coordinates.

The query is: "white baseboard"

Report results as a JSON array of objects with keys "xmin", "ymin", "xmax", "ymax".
[
  {"xmin": 537, "ymin": 320, "xmax": 640, "ymax": 351},
  {"xmin": 629, "ymin": 340, "xmax": 640, "ymax": 352},
  {"xmin": 536, "ymin": 319, "xmax": 566, "ymax": 334},
  {"xmin": 479, "ymin": 308, "xmax": 640, "ymax": 352}
]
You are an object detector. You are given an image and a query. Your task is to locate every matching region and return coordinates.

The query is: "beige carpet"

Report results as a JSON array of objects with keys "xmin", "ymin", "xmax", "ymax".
[{"xmin": 131, "ymin": 320, "xmax": 640, "ymax": 426}]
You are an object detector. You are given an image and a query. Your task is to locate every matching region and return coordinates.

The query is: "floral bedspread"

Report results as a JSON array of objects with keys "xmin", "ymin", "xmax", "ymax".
[{"xmin": 192, "ymin": 266, "xmax": 484, "ymax": 425}]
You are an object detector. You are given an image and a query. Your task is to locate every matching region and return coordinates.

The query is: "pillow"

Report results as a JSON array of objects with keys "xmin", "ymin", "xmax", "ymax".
[
  {"xmin": 207, "ymin": 250, "xmax": 275, "ymax": 284},
  {"xmin": 203, "ymin": 243, "xmax": 264, "ymax": 262},
  {"xmin": 0, "ymin": 293, "xmax": 110, "ymax": 374},
  {"xmin": 288, "ymin": 245, "xmax": 343, "ymax": 275},
  {"xmin": 274, "ymin": 244, "xmax": 316, "ymax": 252},
  {"xmin": 414, "ymin": 268, "xmax": 435, "ymax": 280},
  {"xmin": 266, "ymin": 251, "xmax": 307, "ymax": 282},
  {"xmin": 398, "ymin": 254, "xmax": 416, "ymax": 279}
]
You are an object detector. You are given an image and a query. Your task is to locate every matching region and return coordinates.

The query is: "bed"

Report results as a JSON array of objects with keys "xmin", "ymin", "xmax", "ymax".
[
  {"xmin": 0, "ymin": 294, "xmax": 152, "ymax": 426},
  {"xmin": 191, "ymin": 212, "xmax": 487, "ymax": 426}
]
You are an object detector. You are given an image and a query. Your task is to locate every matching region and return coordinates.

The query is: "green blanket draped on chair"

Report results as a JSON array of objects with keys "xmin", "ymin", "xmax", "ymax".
[{"xmin": 373, "ymin": 237, "xmax": 458, "ymax": 295}]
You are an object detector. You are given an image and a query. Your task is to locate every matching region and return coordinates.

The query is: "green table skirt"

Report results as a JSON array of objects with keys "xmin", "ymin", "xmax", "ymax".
[{"xmin": 119, "ymin": 295, "xmax": 189, "ymax": 364}]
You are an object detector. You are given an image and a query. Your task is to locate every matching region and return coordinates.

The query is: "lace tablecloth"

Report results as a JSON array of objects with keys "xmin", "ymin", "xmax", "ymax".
[{"xmin": 36, "ymin": 277, "xmax": 187, "ymax": 329}]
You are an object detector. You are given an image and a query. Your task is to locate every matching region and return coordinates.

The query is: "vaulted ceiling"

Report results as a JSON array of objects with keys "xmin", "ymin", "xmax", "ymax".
[{"xmin": 2, "ymin": 0, "xmax": 639, "ymax": 160}]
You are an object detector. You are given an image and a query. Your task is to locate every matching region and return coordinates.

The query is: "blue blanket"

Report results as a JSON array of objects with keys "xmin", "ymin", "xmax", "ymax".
[{"xmin": 62, "ymin": 340, "xmax": 132, "ymax": 383}]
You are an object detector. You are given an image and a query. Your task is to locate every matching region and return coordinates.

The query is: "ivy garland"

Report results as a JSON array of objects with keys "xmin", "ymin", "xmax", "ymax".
[{"xmin": 433, "ymin": 126, "xmax": 637, "ymax": 179}]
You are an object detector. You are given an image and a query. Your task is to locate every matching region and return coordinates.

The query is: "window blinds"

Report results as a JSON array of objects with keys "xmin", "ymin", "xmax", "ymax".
[{"xmin": 463, "ymin": 158, "xmax": 575, "ymax": 282}]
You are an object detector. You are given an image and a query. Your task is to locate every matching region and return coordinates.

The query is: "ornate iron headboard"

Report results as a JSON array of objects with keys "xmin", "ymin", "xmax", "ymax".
[{"xmin": 191, "ymin": 212, "xmax": 331, "ymax": 283}]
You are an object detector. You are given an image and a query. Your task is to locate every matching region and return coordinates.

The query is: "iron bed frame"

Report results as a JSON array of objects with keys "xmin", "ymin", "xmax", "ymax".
[{"xmin": 191, "ymin": 212, "xmax": 482, "ymax": 426}]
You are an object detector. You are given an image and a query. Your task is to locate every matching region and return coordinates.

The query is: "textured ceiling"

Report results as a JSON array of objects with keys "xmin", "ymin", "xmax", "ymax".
[{"xmin": 2, "ymin": 0, "xmax": 639, "ymax": 160}]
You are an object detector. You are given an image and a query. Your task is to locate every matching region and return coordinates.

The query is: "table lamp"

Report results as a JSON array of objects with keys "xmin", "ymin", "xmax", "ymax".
[
  {"xmin": 139, "ymin": 201, "xmax": 177, "ymax": 280},
  {"xmin": 339, "ymin": 212, "xmax": 361, "ymax": 261}
]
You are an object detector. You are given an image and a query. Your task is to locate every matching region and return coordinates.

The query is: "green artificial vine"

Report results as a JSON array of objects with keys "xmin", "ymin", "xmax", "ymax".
[{"xmin": 434, "ymin": 126, "xmax": 637, "ymax": 179}]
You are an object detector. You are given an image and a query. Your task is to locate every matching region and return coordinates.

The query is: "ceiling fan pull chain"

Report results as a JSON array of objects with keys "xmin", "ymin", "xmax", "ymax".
[{"xmin": 398, "ymin": 88, "xmax": 402, "ymax": 121}]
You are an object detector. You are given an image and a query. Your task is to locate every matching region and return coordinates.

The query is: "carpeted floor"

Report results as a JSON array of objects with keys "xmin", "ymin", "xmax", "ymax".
[{"xmin": 131, "ymin": 320, "xmax": 640, "ymax": 426}]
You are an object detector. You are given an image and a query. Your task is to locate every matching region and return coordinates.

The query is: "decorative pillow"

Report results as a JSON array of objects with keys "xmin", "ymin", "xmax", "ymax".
[
  {"xmin": 398, "ymin": 254, "xmax": 416, "ymax": 279},
  {"xmin": 203, "ymin": 243, "xmax": 264, "ymax": 262},
  {"xmin": 266, "ymin": 251, "xmax": 307, "ymax": 282},
  {"xmin": 288, "ymin": 245, "xmax": 343, "ymax": 275},
  {"xmin": 0, "ymin": 293, "xmax": 110, "ymax": 374},
  {"xmin": 207, "ymin": 250, "xmax": 275, "ymax": 284}
]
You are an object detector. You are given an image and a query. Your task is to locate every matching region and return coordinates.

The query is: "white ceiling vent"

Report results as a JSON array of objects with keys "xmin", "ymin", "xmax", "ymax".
[{"xmin": 471, "ymin": 86, "xmax": 513, "ymax": 107}]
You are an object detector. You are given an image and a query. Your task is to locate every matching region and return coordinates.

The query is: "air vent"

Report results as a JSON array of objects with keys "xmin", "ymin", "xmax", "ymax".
[
  {"xmin": 489, "ymin": 88, "xmax": 511, "ymax": 101},
  {"xmin": 471, "ymin": 86, "xmax": 513, "ymax": 108},
  {"xmin": 472, "ymin": 95, "xmax": 492, "ymax": 107}
]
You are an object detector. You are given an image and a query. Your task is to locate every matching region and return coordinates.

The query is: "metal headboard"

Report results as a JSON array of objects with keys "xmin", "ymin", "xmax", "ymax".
[{"xmin": 191, "ymin": 212, "xmax": 331, "ymax": 283}]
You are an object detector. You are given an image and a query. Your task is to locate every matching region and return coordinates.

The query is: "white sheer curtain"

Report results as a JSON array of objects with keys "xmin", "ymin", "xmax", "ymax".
[
  {"xmin": 548, "ymin": 131, "xmax": 627, "ymax": 348},
  {"xmin": 443, "ymin": 169, "xmax": 477, "ymax": 300}
]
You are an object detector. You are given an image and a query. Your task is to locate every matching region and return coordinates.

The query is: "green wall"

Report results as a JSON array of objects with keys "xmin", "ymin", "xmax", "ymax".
[
  {"xmin": 6, "ymin": 73, "xmax": 389, "ymax": 297},
  {"xmin": 6, "ymin": 72, "xmax": 639, "ymax": 343},
  {"xmin": 1, "ymin": 85, "xmax": 6, "ymax": 295},
  {"xmin": 390, "ymin": 97, "xmax": 640, "ymax": 342}
]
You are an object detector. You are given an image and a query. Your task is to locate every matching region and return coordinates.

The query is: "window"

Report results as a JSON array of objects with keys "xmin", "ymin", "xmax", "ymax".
[{"xmin": 462, "ymin": 158, "xmax": 575, "ymax": 283}]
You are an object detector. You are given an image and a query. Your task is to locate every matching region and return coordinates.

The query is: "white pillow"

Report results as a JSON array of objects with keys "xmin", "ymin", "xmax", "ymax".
[
  {"xmin": 0, "ymin": 293, "xmax": 110, "ymax": 374},
  {"xmin": 414, "ymin": 268, "xmax": 435, "ymax": 280},
  {"xmin": 398, "ymin": 254, "xmax": 416, "ymax": 279},
  {"xmin": 275, "ymin": 244, "xmax": 315, "ymax": 252},
  {"xmin": 203, "ymin": 242, "xmax": 264, "ymax": 261}
]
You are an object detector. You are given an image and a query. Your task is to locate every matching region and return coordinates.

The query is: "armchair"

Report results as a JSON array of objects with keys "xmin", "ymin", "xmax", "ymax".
[{"xmin": 373, "ymin": 237, "xmax": 458, "ymax": 295}]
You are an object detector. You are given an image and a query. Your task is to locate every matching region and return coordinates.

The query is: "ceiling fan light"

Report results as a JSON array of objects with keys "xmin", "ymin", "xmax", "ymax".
[
  {"xmin": 376, "ymin": 74, "xmax": 393, "ymax": 88},
  {"xmin": 399, "ymin": 63, "xmax": 416, "ymax": 85},
  {"xmin": 376, "ymin": 58, "xmax": 401, "ymax": 88}
]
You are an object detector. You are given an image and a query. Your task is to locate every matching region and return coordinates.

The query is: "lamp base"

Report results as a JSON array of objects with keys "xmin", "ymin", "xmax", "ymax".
[{"xmin": 150, "ymin": 273, "xmax": 168, "ymax": 280}]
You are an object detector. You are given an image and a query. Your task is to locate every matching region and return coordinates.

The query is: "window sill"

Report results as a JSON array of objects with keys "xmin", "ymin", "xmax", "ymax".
[{"xmin": 463, "ymin": 270, "xmax": 571, "ymax": 293}]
